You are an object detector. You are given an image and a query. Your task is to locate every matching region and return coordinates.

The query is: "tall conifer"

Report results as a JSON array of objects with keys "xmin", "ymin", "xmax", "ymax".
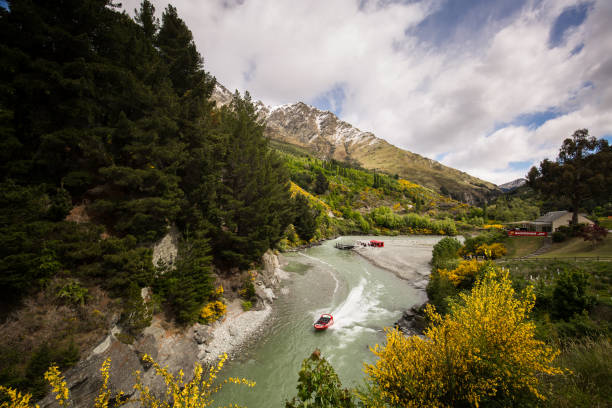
[
  {"xmin": 212, "ymin": 92, "xmax": 292, "ymax": 267},
  {"xmin": 156, "ymin": 5, "xmax": 203, "ymax": 96},
  {"xmin": 134, "ymin": 0, "xmax": 159, "ymax": 41}
]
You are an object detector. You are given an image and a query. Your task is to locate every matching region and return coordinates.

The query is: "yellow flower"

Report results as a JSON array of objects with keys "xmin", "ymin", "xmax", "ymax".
[
  {"xmin": 0, "ymin": 386, "xmax": 40, "ymax": 408},
  {"xmin": 200, "ymin": 301, "xmax": 227, "ymax": 323},
  {"xmin": 364, "ymin": 267, "xmax": 563, "ymax": 407},
  {"xmin": 43, "ymin": 365, "xmax": 70, "ymax": 407}
]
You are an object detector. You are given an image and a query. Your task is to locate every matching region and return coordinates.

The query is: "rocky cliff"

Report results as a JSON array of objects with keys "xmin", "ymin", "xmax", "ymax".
[{"xmin": 39, "ymin": 230, "xmax": 284, "ymax": 407}]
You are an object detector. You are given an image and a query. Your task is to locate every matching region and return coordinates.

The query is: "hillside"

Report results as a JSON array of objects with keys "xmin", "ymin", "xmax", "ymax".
[
  {"xmin": 213, "ymin": 85, "xmax": 499, "ymax": 204},
  {"xmin": 267, "ymin": 138, "xmax": 482, "ymax": 245}
]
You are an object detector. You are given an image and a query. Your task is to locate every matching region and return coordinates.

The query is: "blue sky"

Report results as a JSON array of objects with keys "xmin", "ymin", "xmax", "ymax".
[
  {"xmin": 120, "ymin": 0, "xmax": 612, "ymax": 184},
  {"xmin": 549, "ymin": 2, "xmax": 591, "ymax": 47},
  {"xmin": 412, "ymin": 0, "xmax": 528, "ymax": 47}
]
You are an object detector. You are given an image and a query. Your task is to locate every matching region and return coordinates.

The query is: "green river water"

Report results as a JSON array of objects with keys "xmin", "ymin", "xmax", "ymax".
[{"xmin": 214, "ymin": 235, "xmax": 443, "ymax": 407}]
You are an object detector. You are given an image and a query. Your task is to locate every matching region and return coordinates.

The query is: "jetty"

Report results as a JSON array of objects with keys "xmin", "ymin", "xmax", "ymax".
[{"xmin": 335, "ymin": 242, "xmax": 355, "ymax": 250}]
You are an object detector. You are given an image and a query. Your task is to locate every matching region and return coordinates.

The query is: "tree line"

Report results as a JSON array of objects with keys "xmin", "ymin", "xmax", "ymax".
[
  {"xmin": 528, "ymin": 129, "xmax": 611, "ymax": 224},
  {"xmin": 0, "ymin": 0, "xmax": 313, "ymax": 396},
  {"xmin": 0, "ymin": 0, "xmax": 303, "ymax": 320}
]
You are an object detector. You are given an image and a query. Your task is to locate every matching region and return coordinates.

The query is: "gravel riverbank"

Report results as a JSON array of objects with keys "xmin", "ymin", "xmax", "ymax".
[
  {"xmin": 352, "ymin": 236, "xmax": 444, "ymax": 289},
  {"xmin": 198, "ymin": 299, "xmax": 272, "ymax": 365}
]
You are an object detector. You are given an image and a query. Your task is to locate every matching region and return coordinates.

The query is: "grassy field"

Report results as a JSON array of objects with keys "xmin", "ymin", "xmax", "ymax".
[
  {"xmin": 535, "ymin": 236, "xmax": 612, "ymax": 259},
  {"xmin": 598, "ymin": 217, "xmax": 612, "ymax": 229},
  {"xmin": 503, "ymin": 258, "xmax": 612, "ymax": 309},
  {"xmin": 503, "ymin": 236, "xmax": 546, "ymax": 258}
]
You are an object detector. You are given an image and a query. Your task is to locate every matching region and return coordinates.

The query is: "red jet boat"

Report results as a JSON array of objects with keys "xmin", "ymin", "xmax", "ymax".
[{"xmin": 314, "ymin": 314, "xmax": 334, "ymax": 330}]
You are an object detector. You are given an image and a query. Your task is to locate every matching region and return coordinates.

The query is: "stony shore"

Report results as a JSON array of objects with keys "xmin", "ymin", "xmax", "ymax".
[
  {"xmin": 197, "ymin": 299, "xmax": 272, "ymax": 365},
  {"xmin": 352, "ymin": 236, "xmax": 442, "ymax": 289}
]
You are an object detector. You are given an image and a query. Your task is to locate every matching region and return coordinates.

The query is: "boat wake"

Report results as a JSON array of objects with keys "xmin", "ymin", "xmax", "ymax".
[
  {"xmin": 313, "ymin": 277, "xmax": 391, "ymax": 347},
  {"xmin": 298, "ymin": 252, "xmax": 340, "ymax": 295}
]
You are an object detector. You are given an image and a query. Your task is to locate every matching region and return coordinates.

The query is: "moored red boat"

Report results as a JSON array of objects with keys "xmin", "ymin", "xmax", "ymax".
[{"xmin": 314, "ymin": 313, "xmax": 334, "ymax": 330}]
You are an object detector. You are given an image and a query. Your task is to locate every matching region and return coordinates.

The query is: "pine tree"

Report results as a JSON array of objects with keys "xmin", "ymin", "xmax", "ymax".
[
  {"xmin": 292, "ymin": 194, "xmax": 318, "ymax": 241},
  {"xmin": 212, "ymin": 92, "xmax": 293, "ymax": 268},
  {"xmin": 134, "ymin": 0, "xmax": 159, "ymax": 41},
  {"xmin": 314, "ymin": 170, "xmax": 329, "ymax": 194},
  {"xmin": 156, "ymin": 5, "xmax": 204, "ymax": 96},
  {"xmin": 163, "ymin": 232, "xmax": 214, "ymax": 324}
]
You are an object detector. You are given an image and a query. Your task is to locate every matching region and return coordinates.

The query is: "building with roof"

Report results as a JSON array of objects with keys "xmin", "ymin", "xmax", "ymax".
[{"xmin": 508, "ymin": 211, "xmax": 594, "ymax": 232}]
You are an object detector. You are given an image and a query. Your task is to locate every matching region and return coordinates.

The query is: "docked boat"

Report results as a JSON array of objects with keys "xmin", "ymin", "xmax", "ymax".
[
  {"xmin": 314, "ymin": 314, "xmax": 334, "ymax": 330},
  {"xmin": 335, "ymin": 242, "xmax": 355, "ymax": 250},
  {"xmin": 357, "ymin": 240, "xmax": 384, "ymax": 247}
]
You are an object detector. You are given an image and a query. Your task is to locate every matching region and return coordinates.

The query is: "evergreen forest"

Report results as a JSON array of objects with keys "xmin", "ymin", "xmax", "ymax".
[{"xmin": 0, "ymin": 0, "xmax": 297, "ymax": 394}]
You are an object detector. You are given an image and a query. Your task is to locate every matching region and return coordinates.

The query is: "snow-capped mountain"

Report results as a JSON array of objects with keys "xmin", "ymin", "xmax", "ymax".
[
  {"xmin": 498, "ymin": 178, "xmax": 527, "ymax": 192},
  {"xmin": 212, "ymin": 84, "xmax": 499, "ymax": 203}
]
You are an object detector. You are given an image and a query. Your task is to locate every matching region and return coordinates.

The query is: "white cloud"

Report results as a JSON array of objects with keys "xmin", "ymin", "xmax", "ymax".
[{"xmin": 122, "ymin": 0, "xmax": 612, "ymax": 185}]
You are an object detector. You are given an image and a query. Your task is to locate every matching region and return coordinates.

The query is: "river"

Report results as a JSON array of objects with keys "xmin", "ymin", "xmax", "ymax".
[{"xmin": 214, "ymin": 235, "xmax": 443, "ymax": 407}]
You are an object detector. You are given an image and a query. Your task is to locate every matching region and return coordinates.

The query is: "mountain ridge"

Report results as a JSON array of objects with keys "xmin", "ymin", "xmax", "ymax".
[
  {"xmin": 498, "ymin": 178, "xmax": 527, "ymax": 192},
  {"xmin": 212, "ymin": 84, "xmax": 499, "ymax": 204}
]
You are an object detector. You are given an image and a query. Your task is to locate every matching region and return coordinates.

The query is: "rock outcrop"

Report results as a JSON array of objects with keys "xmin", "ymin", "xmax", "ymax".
[
  {"xmin": 39, "ymin": 320, "xmax": 201, "ymax": 407},
  {"xmin": 394, "ymin": 303, "xmax": 428, "ymax": 337},
  {"xmin": 39, "ymin": 249, "xmax": 285, "ymax": 406},
  {"xmin": 152, "ymin": 224, "xmax": 179, "ymax": 270}
]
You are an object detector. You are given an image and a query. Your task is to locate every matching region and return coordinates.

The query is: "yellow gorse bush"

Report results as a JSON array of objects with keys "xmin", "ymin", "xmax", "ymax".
[
  {"xmin": 365, "ymin": 267, "xmax": 563, "ymax": 407},
  {"xmin": 476, "ymin": 243, "xmax": 507, "ymax": 259},
  {"xmin": 438, "ymin": 259, "xmax": 483, "ymax": 287},
  {"xmin": 199, "ymin": 301, "xmax": 227, "ymax": 324},
  {"xmin": 459, "ymin": 243, "xmax": 507, "ymax": 259},
  {"xmin": 43, "ymin": 365, "xmax": 70, "ymax": 407},
  {"xmin": 483, "ymin": 224, "xmax": 504, "ymax": 230},
  {"xmin": 398, "ymin": 179, "xmax": 434, "ymax": 201},
  {"xmin": 94, "ymin": 358, "xmax": 125, "ymax": 408},
  {"xmin": 289, "ymin": 182, "xmax": 331, "ymax": 211},
  {"xmin": 1, "ymin": 355, "xmax": 253, "ymax": 408},
  {"xmin": 134, "ymin": 353, "xmax": 254, "ymax": 408},
  {"xmin": 0, "ymin": 386, "xmax": 40, "ymax": 408}
]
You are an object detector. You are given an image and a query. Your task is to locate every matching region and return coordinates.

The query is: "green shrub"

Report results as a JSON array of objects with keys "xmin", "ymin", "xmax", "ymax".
[
  {"xmin": 553, "ymin": 270, "xmax": 594, "ymax": 320},
  {"xmin": 285, "ymin": 350, "xmax": 357, "ymax": 408},
  {"xmin": 426, "ymin": 269, "xmax": 458, "ymax": 316},
  {"xmin": 241, "ymin": 300, "xmax": 252, "ymax": 311},
  {"xmin": 22, "ymin": 341, "xmax": 79, "ymax": 400},
  {"xmin": 431, "ymin": 237, "xmax": 462, "ymax": 270},
  {"xmin": 56, "ymin": 279, "xmax": 90, "ymax": 306},
  {"xmin": 239, "ymin": 279, "xmax": 256, "ymax": 300},
  {"xmin": 552, "ymin": 231, "xmax": 567, "ymax": 242},
  {"xmin": 119, "ymin": 282, "xmax": 152, "ymax": 336},
  {"xmin": 115, "ymin": 332, "xmax": 135, "ymax": 345},
  {"xmin": 554, "ymin": 312, "xmax": 606, "ymax": 339}
]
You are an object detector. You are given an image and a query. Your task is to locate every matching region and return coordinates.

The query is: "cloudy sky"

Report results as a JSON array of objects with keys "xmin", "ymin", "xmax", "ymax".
[{"xmin": 121, "ymin": 0, "xmax": 612, "ymax": 185}]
